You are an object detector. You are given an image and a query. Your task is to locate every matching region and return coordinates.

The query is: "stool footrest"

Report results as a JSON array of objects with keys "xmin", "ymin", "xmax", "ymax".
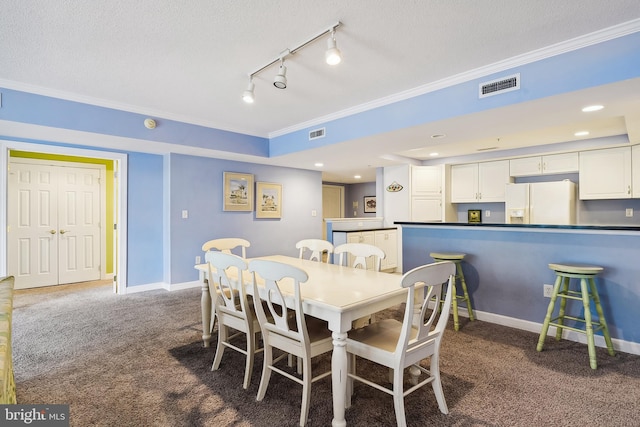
[{"xmin": 556, "ymin": 290, "xmax": 591, "ymax": 301}]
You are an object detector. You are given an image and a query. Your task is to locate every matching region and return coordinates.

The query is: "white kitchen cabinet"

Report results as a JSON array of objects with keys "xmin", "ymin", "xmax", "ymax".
[
  {"xmin": 579, "ymin": 147, "xmax": 631, "ymax": 200},
  {"xmin": 374, "ymin": 229, "xmax": 398, "ymax": 271},
  {"xmin": 410, "ymin": 165, "xmax": 454, "ymax": 221},
  {"xmin": 451, "ymin": 160, "xmax": 511, "ymax": 203},
  {"xmin": 335, "ymin": 229, "xmax": 397, "ymax": 271},
  {"xmin": 411, "ymin": 165, "xmax": 441, "ymax": 196},
  {"xmin": 510, "ymin": 152, "xmax": 579, "ymax": 176},
  {"xmin": 633, "ymin": 146, "xmax": 640, "ymax": 198}
]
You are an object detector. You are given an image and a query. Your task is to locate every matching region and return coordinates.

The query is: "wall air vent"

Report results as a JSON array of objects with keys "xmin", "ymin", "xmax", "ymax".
[
  {"xmin": 479, "ymin": 73, "xmax": 520, "ymax": 98},
  {"xmin": 309, "ymin": 127, "xmax": 325, "ymax": 140}
]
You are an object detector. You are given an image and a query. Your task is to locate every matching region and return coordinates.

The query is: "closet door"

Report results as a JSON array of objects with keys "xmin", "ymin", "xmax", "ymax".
[{"xmin": 8, "ymin": 161, "xmax": 101, "ymax": 289}]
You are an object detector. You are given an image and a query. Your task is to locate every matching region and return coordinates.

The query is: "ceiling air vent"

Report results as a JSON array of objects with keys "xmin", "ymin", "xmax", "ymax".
[
  {"xmin": 479, "ymin": 73, "xmax": 520, "ymax": 98},
  {"xmin": 309, "ymin": 127, "xmax": 325, "ymax": 141}
]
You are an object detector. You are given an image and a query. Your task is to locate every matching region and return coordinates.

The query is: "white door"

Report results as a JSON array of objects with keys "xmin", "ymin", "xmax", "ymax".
[
  {"xmin": 322, "ymin": 185, "xmax": 344, "ymax": 240},
  {"xmin": 8, "ymin": 161, "xmax": 102, "ymax": 289}
]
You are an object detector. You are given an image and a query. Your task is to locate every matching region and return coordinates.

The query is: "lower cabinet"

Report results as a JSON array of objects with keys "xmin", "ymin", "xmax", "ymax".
[{"xmin": 334, "ymin": 229, "xmax": 398, "ymax": 271}]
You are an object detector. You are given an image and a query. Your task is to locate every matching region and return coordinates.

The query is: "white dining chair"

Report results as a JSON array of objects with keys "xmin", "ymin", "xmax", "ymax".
[
  {"xmin": 334, "ymin": 242, "xmax": 385, "ymax": 271},
  {"xmin": 345, "ymin": 261, "xmax": 455, "ymax": 427},
  {"xmin": 202, "ymin": 237, "xmax": 251, "ymax": 258},
  {"xmin": 334, "ymin": 242, "xmax": 387, "ymax": 327},
  {"xmin": 249, "ymin": 259, "xmax": 333, "ymax": 427},
  {"xmin": 207, "ymin": 251, "xmax": 261, "ymax": 389},
  {"xmin": 202, "ymin": 238, "xmax": 251, "ymax": 332},
  {"xmin": 295, "ymin": 238, "xmax": 334, "ymax": 263}
]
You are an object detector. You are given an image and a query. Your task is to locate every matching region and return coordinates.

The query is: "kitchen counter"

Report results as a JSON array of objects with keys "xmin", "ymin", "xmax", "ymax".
[
  {"xmin": 395, "ymin": 221, "xmax": 640, "ymax": 233},
  {"xmin": 398, "ymin": 221, "xmax": 640, "ymax": 354}
]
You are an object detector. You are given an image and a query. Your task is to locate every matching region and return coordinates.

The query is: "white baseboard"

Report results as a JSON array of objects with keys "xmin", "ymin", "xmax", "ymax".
[
  {"xmin": 470, "ymin": 309, "xmax": 640, "ymax": 356},
  {"xmin": 123, "ymin": 280, "xmax": 201, "ymax": 294}
]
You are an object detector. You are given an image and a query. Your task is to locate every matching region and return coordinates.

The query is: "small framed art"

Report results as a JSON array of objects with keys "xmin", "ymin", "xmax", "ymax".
[
  {"xmin": 223, "ymin": 172, "xmax": 254, "ymax": 212},
  {"xmin": 364, "ymin": 196, "xmax": 377, "ymax": 213},
  {"xmin": 468, "ymin": 209, "xmax": 482, "ymax": 223},
  {"xmin": 256, "ymin": 182, "xmax": 282, "ymax": 219}
]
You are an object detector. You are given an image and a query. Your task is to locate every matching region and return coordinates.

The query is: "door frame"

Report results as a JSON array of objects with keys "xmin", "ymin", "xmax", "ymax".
[
  {"xmin": 0, "ymin": 139, "xmax": 128, "ymax": 293},
  {"xmin": 8, "ymin": 157, "xmax": 107, "ymax": 288}
]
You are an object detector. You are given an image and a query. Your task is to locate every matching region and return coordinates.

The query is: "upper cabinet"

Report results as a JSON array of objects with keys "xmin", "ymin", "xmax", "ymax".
[
  {"xmin": 451, "ymin": 160, "xmax": 512, "ymax": 203},
  {"xmin": 510, "ymin": 153, "xmax": 579, "ymax": 177},
  {"xmin": 633, "ymin": 146, "xmax": 640, "ymax": 199},
  {"xmin": 579, "ymin": 147, "xmax": 632, "ymax": 200},
  {"xmin": 409, "ymin": 165, "xmax": 455, "ymax": 222}
]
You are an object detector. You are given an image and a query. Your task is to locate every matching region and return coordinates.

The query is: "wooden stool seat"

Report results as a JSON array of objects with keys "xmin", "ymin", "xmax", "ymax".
[
  {"xmin": 537, "ymin": 263, "xmax": 614, "ymax": 369},
  {"xmin": 429, "ymin": 252, "xmax": 474, "ymax": 331}
]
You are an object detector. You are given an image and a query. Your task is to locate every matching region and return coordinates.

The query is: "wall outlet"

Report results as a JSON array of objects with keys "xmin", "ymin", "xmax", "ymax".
[
  {"xmin": 543, "ymin": 284, "xmax": 553, "ymax": 298},
  {"xmin": 195, "ymin": 255, "xmax": 201, "ymax": 264},
  {"xmin": 626, "ymin": 208, "xmax": 633, "ymax": 217},
  {"xmin": 485, "ymin": 210, "xmax": 491, "ymax": 217}
]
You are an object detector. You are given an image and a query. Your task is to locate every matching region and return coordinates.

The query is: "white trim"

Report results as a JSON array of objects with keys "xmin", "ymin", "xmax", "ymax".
[
  {"xmin": 269, "ymin": 19, "xmax": 640, "ymax": 138},
  {"xmin": 474, "ymin": 309, "xmax": 640, "ymax": 356},
  {"xmin": 0, "ymin": 20, "xmax": 637, "ymax": 141},
  {"xmin": 0, "ymin": 139, "xmax": 128, "ymax": 293},
  {"xmin": 121, "ymin": 280, "xmax": 201, "ymax": 294}
]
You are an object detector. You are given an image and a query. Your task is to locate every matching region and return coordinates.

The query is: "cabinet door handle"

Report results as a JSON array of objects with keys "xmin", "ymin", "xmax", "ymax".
[
  {"xmin": 542, "ymin": 162, "xmax": 546, "ymax": 171},
  {"xmin": 628, "ymin": 185, "xmax": 631, "ymax": 195},
  {"xmin": 49, "ymin": 229, "xmax": 57, "ymax": 234},
  {"xmin": 60, "ymin": 229, "xmax": 67, "ymax": 234}
]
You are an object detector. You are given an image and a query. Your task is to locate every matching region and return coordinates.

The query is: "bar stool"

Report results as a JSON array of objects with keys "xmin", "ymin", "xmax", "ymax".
[
  {"xmin": 536, "ymin": 263, "xmax": 615, "ymax": 369},
  {"xmin": 429, "ymin": 252, "xmax": 475, "ymax": 331}
]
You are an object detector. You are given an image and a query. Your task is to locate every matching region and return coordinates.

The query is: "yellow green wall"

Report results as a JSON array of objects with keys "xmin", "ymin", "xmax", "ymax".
[{"xmin": 10, "ymin": 150, "xmax": 115, "ymax": 274}]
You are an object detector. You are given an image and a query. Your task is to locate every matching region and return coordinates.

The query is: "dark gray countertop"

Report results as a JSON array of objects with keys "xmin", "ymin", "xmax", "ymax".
[{"xmin": 394, "ymin": 221, "xmax": 640, "ymax": 231}]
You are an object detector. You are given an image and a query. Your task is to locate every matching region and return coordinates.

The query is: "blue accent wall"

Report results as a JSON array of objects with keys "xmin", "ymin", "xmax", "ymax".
[
  {"xmin": 401, "ymin": 225, "xmax": 640, "ymax": 345},
  {"xmin": 167, "ymin": 153, "xmax": 323, "ymax": 284},
  {"xmin": 127, "ymin": 152, "xmax": 164, "ymax": 285}
]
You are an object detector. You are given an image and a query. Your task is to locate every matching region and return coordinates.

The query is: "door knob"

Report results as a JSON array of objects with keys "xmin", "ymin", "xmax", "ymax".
[
  {"xmin": 59, "ymin": 230, "xmax": 67, "ymax": 234},
  {"xmin": 49, "ymin": 230, "xmax": 57, "ymax": 234}
]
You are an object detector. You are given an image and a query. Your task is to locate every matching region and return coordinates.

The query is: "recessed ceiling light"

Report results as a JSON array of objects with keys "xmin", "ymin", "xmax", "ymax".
[
  {"xmin": 574, "ymin": 131, "xmax": 590, "ymax": 137},
  {"xmin": 431, "ymin": 134, "xmax": 446, "ymax": 139},
  {"xmin": 354, "ymin": 175, "xmax": 361, "ymax": 179},
  {"xmin": 314, "ymin": 162, "xmax": 324, "ymax": 167},
  {"xmin": 429, "ymin": 152, "xmax": 439, "ymax": 157},
  {"xmin": 582, "ymin": 105, "xmax": 603, "ymax": 112}
]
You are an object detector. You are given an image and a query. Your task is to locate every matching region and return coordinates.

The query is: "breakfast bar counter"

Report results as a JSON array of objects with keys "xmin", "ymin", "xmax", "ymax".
[{"xmin": 395, "ymin": 221, "xmax": 640, "ymax": 355}]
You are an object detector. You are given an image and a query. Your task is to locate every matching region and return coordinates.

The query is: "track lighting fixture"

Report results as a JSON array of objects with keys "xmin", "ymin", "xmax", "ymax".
[
  {"xmin": 242, "ymin": 79, "xmax": 255, "ymax": 103},
  {"xmin": 273, "ymin": 59, "xmax": 287, "ymax": 89},
  {"xmin": 325, "ymin": 30, "xmax": 342, "ymax": 65},
  {"xmin": 242, "ymin": 21, "xmax": 342, "ymax": 103}
]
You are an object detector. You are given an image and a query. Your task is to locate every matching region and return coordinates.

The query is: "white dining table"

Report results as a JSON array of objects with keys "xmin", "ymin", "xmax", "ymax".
[{"xmin": 195, "ymin": 255, "xmax": 407, "ymax": 427}]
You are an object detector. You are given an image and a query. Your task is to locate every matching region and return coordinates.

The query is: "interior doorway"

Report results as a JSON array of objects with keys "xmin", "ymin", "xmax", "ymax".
[
  {"xmin": 8, "ymin": 158, "xmax": 105, "ymax": 289},
  {"xmin": 1, "ymin": 140, "xmax": 128, "ymax": 294},
  {"xmin": 322, "ymin": 184, "xmax": 344, "ymax": 240}
]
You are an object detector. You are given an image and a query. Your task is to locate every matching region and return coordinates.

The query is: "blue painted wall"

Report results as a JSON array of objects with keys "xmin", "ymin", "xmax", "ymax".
[
  {"xmin": 2, "ymin": 28, "xmax": 639, "ymax": 292},
  {"xmin": 401, "ymin": 225, "xmax": 640, "ymax": 345},
  {"xmin": 345, "ymin": 181, "xmax": 377, "ymax": 218},
  {"xmin": 167, "ymin": 153, "xmax": 323, "ymax": 284}
]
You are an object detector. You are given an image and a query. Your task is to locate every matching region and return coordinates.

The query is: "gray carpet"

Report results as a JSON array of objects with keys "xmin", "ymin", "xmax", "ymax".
[{"xmin": 11, "ymin": 283, "xmax": 640, "ymax": 426}]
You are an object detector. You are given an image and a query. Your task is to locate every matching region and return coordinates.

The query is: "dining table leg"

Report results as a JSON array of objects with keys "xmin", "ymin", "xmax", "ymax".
[
  {"xmin": 331, "ymin": 330, "xmax": 348, "ymax": 427},
  {"xmin": 199, "ymin": 269, "xmax": 212, "ymax": 347}
]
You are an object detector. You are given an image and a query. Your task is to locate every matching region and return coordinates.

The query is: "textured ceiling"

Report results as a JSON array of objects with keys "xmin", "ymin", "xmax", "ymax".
[{"xmin": 1, "ymin": 1, "xmax": 640, "ymax": 182}]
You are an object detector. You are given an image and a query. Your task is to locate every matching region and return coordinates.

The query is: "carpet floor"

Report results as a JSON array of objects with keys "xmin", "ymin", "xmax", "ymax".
[{"xmin": 11, "ymin": 283, "xmax": 640, "ymax": 426}]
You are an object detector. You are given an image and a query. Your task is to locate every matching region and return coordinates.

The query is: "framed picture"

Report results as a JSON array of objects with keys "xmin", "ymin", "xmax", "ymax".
[
  {"xmin": 468, "ymin": 209, "xmax": 482, "ymax": 223},
  {"xmin": 364, "ymin": 196, "xmax": 376, "ymax": 213},
  {"xmin": 256, "ymin": 182, "xmax": 282, "ymax": 219},
  {"xmin": 223, "ymin": 172, "xmax": 254, "ymax": 211}
]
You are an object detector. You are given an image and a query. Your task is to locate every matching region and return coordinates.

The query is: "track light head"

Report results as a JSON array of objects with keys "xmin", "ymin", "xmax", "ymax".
[
  {"xmin": 242, "ymin": 80, "xmax": 255, "ymax": 103},
  {"xmin": 273, "ymin": 61, "xmax": 287, "ymax": 89},
  {"xmin": 325, "ymin": 30, "xmax": 342, "ymax": 65}
]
